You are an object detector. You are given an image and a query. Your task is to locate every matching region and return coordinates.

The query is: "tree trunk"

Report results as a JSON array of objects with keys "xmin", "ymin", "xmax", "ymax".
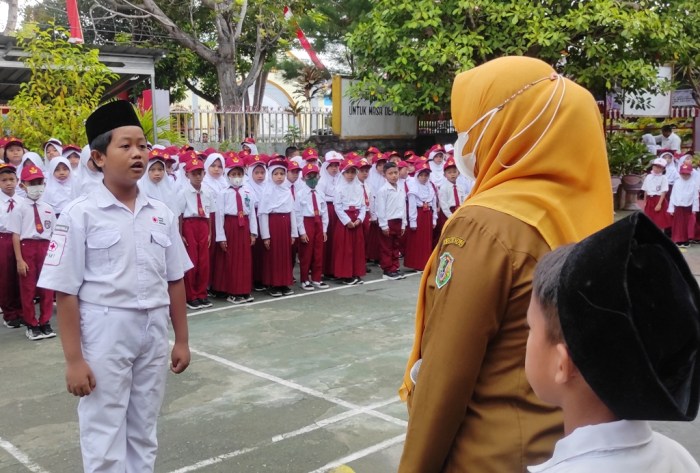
[
  {"xmin": 2, "ymin": 0, "xmax": 19, "ymax": 33},
  {"xmin": 216, "ymin": 61, "xmax": 245, "ymax": 142}
]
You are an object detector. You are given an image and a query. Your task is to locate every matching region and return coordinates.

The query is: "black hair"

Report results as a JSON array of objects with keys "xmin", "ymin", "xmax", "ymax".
[
  {"xmin": 532, "ymin": 244, "xmax": 575, "ymax": 343},
  {"xmin": 89, "ymin": 130, "xmax": 112, "ymax": 173},
  {"xmin": 384, "ymin": 161, "xmax": 398, "ymax": 171},
  {"xmin": 285, "ymin": 146, "xmax": 298, "ymax": 157},
  {"xmin": 661, "ymin": 125, "xmax": 673, "ymax": 133}
]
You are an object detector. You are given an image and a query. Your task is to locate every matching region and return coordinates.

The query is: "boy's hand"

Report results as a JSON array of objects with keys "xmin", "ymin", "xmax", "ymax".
[
  {"xmin": 250, "ymin": 236, "xmax": 256, "ymax": 246},
  {"xmin": 655, "ymin": 204, "xmax": 662, "ymax": 212},
  {"xmin": 382, "ymin": 228, "xmax": 390, "ymax": 236},
  {"xmin": 291, "ymin": 237, "xmax": 296, "ymax": 245},
  {"xmin": 66, "ymin": 359, "xmax": 96, "ymax": 397},
  {"xmin": 264, "ymin": 238, "xmax": 270, "ymax": 249},
  {"xmin": 17, "ymin": 260, "xmax": 28, "ymax": 277},
  {"xmin": 401, "ymin": 228, "xmax": 406, "ymax": 236},
  {"xmin": 346, "ymin": 222, "xmax": 354, "ymax": 229},
  {"xmin": 300, "ymin": 234, "xmax": 309, "ymax": 243},
  {"xmin": 219, "ymin": 241, "xmax": 228, "ymax": 252},
  {"xmin": 170, "ymin": 341, "xmax": 190, "ymax": 374},
  {"xmin": 323, "ymin": 232, "xmax": 327, "ymax": 242}
]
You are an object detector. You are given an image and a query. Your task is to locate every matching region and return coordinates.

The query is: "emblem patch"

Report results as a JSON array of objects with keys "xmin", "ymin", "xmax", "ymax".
[
  {"xmin": 442, "ymin": 236, "xmax": 465, "ymax": 248},
  {"xmin": 436, "ymin": 252, "xmax": 454, "ymax": 289},
  {"xmin": 44, "ymin": 234, "xmax": 66, "ymax": 266}
]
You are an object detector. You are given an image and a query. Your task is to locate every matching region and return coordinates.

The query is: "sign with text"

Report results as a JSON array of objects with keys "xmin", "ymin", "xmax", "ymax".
[{"xmin": 332, "ymin": 76, "xmax": 417, "ymax": 139}]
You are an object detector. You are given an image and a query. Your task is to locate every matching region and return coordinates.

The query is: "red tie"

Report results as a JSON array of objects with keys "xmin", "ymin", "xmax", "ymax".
[
  {"xmin": 311, "ymin": 190, "xmax": 321, "ymax": 222},
  {"xmin": 291, "ymin": 185, "xmax": 295, "ymax": 200},
  {"xmin": 234, "ymin": 188, "xmax": 245, "ymax": 227},
  {"xmin": 33, "ymin": 203, "xmax": 44, "ymax": 234},
  {"xmin": 196, "ymin": 192, "xmax": 206, "ymax": 217},
  {"xmin": 362, "ymin": 185, "xmax": 369, "ymax": 206},
  {"xmin": 453, "ymin": 184, "xmax": 460, "ymax": 207},
  {"xmin": 7, "ymin": 198, "xmax": 14, "ymax": 212}
]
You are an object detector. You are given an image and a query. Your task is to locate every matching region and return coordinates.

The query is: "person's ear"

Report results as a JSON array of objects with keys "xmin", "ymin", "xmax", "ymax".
[
  {"xmin": 91, "ymin": 149, "xmax": 105, "ymax": 171},
  {"xmin": 554, "ymin": 343, "xmax": 577, "ymax": 385}
]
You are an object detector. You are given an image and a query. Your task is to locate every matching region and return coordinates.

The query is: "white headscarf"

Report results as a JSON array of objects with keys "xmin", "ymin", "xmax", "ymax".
[
  {"xmin": 202, "ymin": 153, "xmax": 227, "ymax": 196},
  {"xmin": 43, "ymin": 138, "xmax": 63, "ymax": 161},
  {"xmin": 428, "ymin": 151, "xmax": 445, "ymax": 187},
  {"xmin": 407, "ymin": 174, "xmax": 436, "ymax": 202},
  {"xmin": 367, "ymin": 161, "xmax": 386, "ymax": 195},
  {"xmin": 242, "ymin": 142, "xmax": 259, "ymax": 155},
  {"xmin": 138, "ymin": 158, "xmax": 180, "ymax": 215},
  {"xmin": 244, "ymin": 162, "xmax": 267, "ymax": 208},
  {"xmin": 258, "ymin": 163, "xmax": 293, "ymax": 214},
  {"xmin": 336, "ymin": 167, "xmax": 365, "ymax": 207},
  {"xmin": 20, "ymin": 152, "xmax": 46, "ymax": 173},
  {"xmin": 72, "ymin": 145, "xmax": 103, "ymax": 198},
  {"xmin": 43, "ymin": 157, "xmax": 73, "ymax": 213},
  {"xmin": 318, "ymin": 151, "xmax": 343, "ymax": 199}
]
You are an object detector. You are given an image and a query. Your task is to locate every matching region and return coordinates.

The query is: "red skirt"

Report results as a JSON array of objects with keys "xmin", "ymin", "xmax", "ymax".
[
  {"xmin": 213, "ymin": 215, "xmax": 253, "ymax": 295},
  {"xmin": 262, "ymin": 213, "xmax": 294, "ymax": 287},
  {"xmin": 333, "ymin": 209, "xmax": 366, "ymax": 278},
  {"xmin": 643, "ymin": 195, "xmax": 671, "ymax": 230},
  {"xmin": 252, "ymin": 214, "xmax": 265, "ymax": 284},
  {"xmin": 671, "ymin": 206, "xmax": 695, "ymax": 243},
  {"xmin": 405, "ymin": 208, "xmax": 434, "ymax": 270},
  {"xmin": 324, "ymin": 202, "xmax": 338, "ymax": 276},
  {"xmin": 208, "ymin": 212, "xmax": 223, "ymax": 284},
  {"xmin": 434, "ymin": 210, "xmax": 448, "ymax": 247}
]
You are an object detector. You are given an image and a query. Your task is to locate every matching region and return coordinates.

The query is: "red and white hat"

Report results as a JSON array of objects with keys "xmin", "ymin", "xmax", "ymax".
[
  {"xmin": 680, "ymin": 163, "xmax": 693, "ymax": 175},
  {"xmin": 301, "ymin": 148, "xmax": 319, "ymax": 161},
  {"xmin": 443, "ymin": 157, "xmax": 458, "ymax": 170},
  {"xmin": 414, "ymin": 162, "xmax": 432, "ymax": 173},
  {"xmin": 302, "ymin": 162, "xmax": 320, "ymax": 177},
  {"xmin": 184, "ymin": 158, "xmax": 205, "ymax": 172},
  {"xmin": 0, "ymin": 162, "xmax": 16, "ymax": 173},
  {"xmin": 226, "ymin": 154, "xmax": 246, "ymax": 170},
  {"xmin": 651, "ymin": 157, "xmax": 667, "ymax": 168},
  {"xmin": 287, "ymin": 160, "xmax": 301, "ymax": 172},
  {"xmin": 242, "ymin": 137, "xmax": 256, "ymax": 145},
  {"xmin": 4, "ymin": 137, "xmax": 24, "ymax": 149},
  {"xmin": 341, "ymin": 159, "xmax": 358, "ymax": 172},
  {"xmin": 21, "ymin": 164, "xmax": 44, "ymax": 181}
]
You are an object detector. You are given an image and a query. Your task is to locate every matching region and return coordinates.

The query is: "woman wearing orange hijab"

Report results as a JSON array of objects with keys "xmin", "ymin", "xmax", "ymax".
[{"xmin": 398, "ymin": 56, "xmax": 613, "ymax": 472}]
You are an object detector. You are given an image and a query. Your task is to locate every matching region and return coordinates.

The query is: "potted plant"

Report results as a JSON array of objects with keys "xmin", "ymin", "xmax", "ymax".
[{"xmin": 606, "ymin": 132, "xmax": 653, "ymax": 210}]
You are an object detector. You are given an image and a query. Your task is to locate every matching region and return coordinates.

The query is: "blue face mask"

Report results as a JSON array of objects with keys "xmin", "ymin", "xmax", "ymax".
[{"xmin": 306, "ymin": 177, "xmax": 319, "ymax": 189}]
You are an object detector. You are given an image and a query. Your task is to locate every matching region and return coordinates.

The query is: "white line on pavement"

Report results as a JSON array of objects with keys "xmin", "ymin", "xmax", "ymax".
[
  {"xmin": 0, "ymin": 437, "xmax": 50, "ymax": 473},
  {"xmin": 306, "ymin": 434, "xmax": 406, "ymax": 473},
  {"xmin": 167, "ymin": 397, "xmax": 402, "ymax": 473}
]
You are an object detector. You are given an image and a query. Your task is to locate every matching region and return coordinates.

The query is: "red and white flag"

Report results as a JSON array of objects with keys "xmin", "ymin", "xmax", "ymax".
[
  {"xmin": 284, "ymin": 6, "xmax": 325, "ymax": 70},
  {"xmin": 66, "ymin": 0, "xmax": 84, "ymax": 44}
]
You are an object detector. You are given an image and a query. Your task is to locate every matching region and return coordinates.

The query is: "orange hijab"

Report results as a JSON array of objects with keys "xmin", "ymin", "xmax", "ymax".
[{"xmin": 400, "ymin": 56, "xmax": 614, "ymax": 400}]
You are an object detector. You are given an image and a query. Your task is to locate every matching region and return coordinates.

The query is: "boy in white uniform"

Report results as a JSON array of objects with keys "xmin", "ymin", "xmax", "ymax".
[
  {"xmin": 526, "ymin": 212, "xmax": 700, "ymax": 473},
  {"xmin": 375, "ymin": 161, "xmax": 407, "ymax": 280},
  {"xmin": 37, "ymin": 101, "xmax": 192, "ymax": 473}
]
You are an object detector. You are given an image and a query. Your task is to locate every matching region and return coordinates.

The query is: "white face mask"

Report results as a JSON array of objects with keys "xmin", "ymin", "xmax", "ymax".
[
  {"xmin": 229, "ymin": 176, "xmax": 244, "ymax": 188},
  {"xmin": 26, "ymin": 184, "xmax": 45, "ymax": 201},
  {"xmin": 453, "ymin": 107, "xmax": 500, "ymax": 181}
]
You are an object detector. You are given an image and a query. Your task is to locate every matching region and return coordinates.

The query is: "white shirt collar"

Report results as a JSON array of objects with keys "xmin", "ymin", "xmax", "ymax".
[
  {"xmin": 528, "ymin": 420, "xmax": 653, "ymax": 472},
  {"xmin": 95, "ymin": 181, "xmax": 152, "ymax": 213}
]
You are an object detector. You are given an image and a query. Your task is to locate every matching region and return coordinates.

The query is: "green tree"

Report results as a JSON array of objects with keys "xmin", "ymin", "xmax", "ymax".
[
  {"xmin": 6, "ymin": 23, "xmax": 118, "ymax": 150},
  {"xmin": 346, "ymin": 0, "xmax": 699, "ymax": 114}
]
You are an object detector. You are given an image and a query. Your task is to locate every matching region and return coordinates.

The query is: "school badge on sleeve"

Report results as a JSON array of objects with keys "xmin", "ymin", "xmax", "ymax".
[{"xmin": 436, "ymin": 252, "xmax": 454, "ymax": 288}]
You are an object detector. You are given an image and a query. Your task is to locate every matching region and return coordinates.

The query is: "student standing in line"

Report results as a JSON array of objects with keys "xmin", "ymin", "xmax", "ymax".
[
  {"xmin": 318, "ymin": 150, "xmax": 343, "ymax": 279},
  {"xmin": 215, "ymin": 156, "xmax": 257, "ymax": 304},
  {"xmin": 375, "ymin": 161, "xmax": 407, "ymax": 280},
  {"xmin": 295, "ymin": 163, "xmax": 329, "ymax": 291},
  {"xmin": 178, "ymin": 157, "xmax": 214, "ymax": 310},
  {"xmin": 37, "ymin": 100, "xmax": 192, "ymax": 473},
  {"xmin": 404, "ymin": 162, "xmax": 437, "ymax": 271},
  {"xmin": 9, "ymin": 164, "xmax": 56, "ymax": 340},
  {"xmin": 0, "ymin": 163, "xmax": 23, "ymax": 329},
  {"xmin": 333, "ymin": 158, "xmax": 367, "ymax": 285}
]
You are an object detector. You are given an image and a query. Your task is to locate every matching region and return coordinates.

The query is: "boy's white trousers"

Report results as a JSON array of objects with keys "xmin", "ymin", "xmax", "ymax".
[{"xmin": 77, "ymin": 303, "xmax": 170, "ymax": 473}]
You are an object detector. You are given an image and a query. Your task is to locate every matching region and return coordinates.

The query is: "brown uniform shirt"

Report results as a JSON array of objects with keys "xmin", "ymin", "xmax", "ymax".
[{"xmin": 399, "ymin": 205, "xmax": 564, "ymax": 472}]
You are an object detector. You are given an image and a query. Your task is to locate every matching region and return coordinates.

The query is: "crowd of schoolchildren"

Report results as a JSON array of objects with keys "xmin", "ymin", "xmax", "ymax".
[
  {"xmin": 0, "ymin": 134, "xmax": 474, "ymax": 340},
  {"xmin": 640, "ymin": 149, "xmax": 700, "ymax": 248}
]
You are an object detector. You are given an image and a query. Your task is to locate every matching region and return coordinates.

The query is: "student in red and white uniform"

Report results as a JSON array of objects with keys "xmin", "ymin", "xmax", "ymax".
[
  {"xmin": 667, "ymin": 163, "xmax": 698, "ymax": 248},
  {"xmin": 286, "ymin": 159, "xmax": 302, "ymax": 269},
  {"xmin": 62, "ymin": 144, "xmax": 82, "ymax": 172},
  {"xmin": 0, "ymin": 163, "xmax": 23, "ymax": 328},
  {"xmin": 357, "ymin": 158, "xmax": 381, "ymax": 264},
  {"xmin": 244, "ymin": 155, "xmax": 267, "ymax": 291},
  {"xmin": 301, "ymin": 147, "xmax": 320, "ymax": 166},
  {"xmin": 241, "ymin": 137, "xmax": 258, "ymax": 155},
  {"xmin": 43, "ymin": 137, "xmax": 63, "ymax": 162},
  {"xmin": 405, "ymin": 162, "xmax": 437, "ymax": 270},
  {"xmin": 259, "ymin": 159, "xmax": 298, "ymax": 297},
  {"xmin": 3, "ymin": 137, "xmax": 25, "ymax": 168},
  {"xmin": 438, "ymin": 156, "xmax": 470, "ymax": 220},
  {"xmin": 178, "ymin": 157, "xmax": 214, "ymax": 310},
  {"xmin": 641, "ymin": 157, "xmax": 671, "ymax": 231},
  {"xmin": 8, "ymin": 164, "xmax": 56, "ymax": 340},
  {"xmin": 375, "ymin": 161, "xmax": 407, "ymax": 280},
  {"xmin": 428, "ymin": 144, "xmax": 446, "ymax": 188},
  {"xmin": 295, "ymin": 163, "xmax": 329, "ymax": 291},
  {"xmin": 318, "ymin": 150, "xmax": 343, "ymax": 279},
  {"xmin": 333, "ymin": 158, "xmax": 367, "ymax": 285},
  {"xmin": 215, "ymin": 156, "xmax": 258, "ymax": 304},
  {"xmin": 43, "ymin": 156, "xmax": 74, "ymax": 216}
]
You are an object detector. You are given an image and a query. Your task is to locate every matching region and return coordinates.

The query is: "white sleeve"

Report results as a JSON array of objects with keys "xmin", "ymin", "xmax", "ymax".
[
  {"xmin": 249, "ymin": 203, "xmax": 258, "ymax": 237},
  {"xmin": 37, "ymin": 208, "xmax": 85, "ymax": 294},
  {"xmin": 376, "ymin": 188, "xmax": 388, "ymax": 230},
  {"xmin": 166, "ymin": 208, "xmax": 193, "ymax": 280},
  {"xmin": 290, "ymin": 207, "xmax": 299, "ymax": 237},
  {"xmin": 215, "ymin": 191, "xmax": 226, "ymax": 242},
  {"xmin": 408, "ymin": 193, "xmax": 418, "ymax": 228},
  {"xmin": 334, "ymin": 193, "xmax": 351, "ymax": 226},
  {"xmin": 322, "ymin": 201, "xmax": 329, "ymax": 233},
  {"xmin": 439, "ymin": 185, "xmax": 453, "ymax": 217},
  {"xmin": 259, "ymin": 213, "xmax": 270, "ymax": 239},
  {"xmin": 358, "ymin": 200, "xmax": 367, "ymax": 223},
  {"xmin": 432, "ymin": 193, "xmax": 438, "ymax": 225},
  {"xmin": 294, "ymin": 194, "xmax": 306, "ymax": 236}
]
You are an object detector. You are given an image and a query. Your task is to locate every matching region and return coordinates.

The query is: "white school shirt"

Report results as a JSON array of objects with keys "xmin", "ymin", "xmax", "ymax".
[
  {"xmin": 294, "ymin": 186, "xmax": 329, "ymax": 234},
  {"xmin": 375, "ymin": 181, "xmax": 407, "ymax": 230},
  {"xmin": 438, "ymin": 180, "xmax": 468, "ymax": 217},
  {"xmin": 178, "ymin": 183, "xmax": 214, "ymax": 219},
  {"xmin": 528, "ymin": 420, "xmax": 700, "ymax": 473},
  {"xmin": 656, "ymin": 132, "xmax": 682, "ymax": 152},
  {"xmin": 666, "ymin": 164, "xmax": 680, "ymax": 186},
  {"xmin": 359, "ymin": 180, "xmax": 376, "ymax": 221},
  {"xmin": 37, "ymin": 183, "xmax": 192, "ymax": 310},
  {"xmin": 667, "ymin": 176, "xmax": 699, "ymax": 213},
  {"xmin": 640, "ymin": 173, "xmax": 668, "ymax": 197},
  {"xmin": 7, "ymin": 198, "xmax": 55, "ymax": 240},
  {"xmin": 0, "ymin": 192, "xmax": 24, "ymax": 233},
  {"xmin": 333, "ymin": 190, "xmax": 367, "ymax": 226},
  {"xmin": 407, "ymin": 188, "xmax": 438, "ymax": 228},
  {"xmin": 215, "ymin": 186, "xmax": 258, "ymax": 242}
]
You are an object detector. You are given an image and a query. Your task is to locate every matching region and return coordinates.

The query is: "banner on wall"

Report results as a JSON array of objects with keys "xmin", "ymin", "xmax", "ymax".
[{"xmin": 331, "ymin": 76, "xmax": 417, "ymax": 139}]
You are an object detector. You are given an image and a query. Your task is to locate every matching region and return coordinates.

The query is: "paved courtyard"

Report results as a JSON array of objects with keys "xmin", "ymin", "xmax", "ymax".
[{"xmin": 1, "ymin": 227, "xmax": 699, "ymax": 472}]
